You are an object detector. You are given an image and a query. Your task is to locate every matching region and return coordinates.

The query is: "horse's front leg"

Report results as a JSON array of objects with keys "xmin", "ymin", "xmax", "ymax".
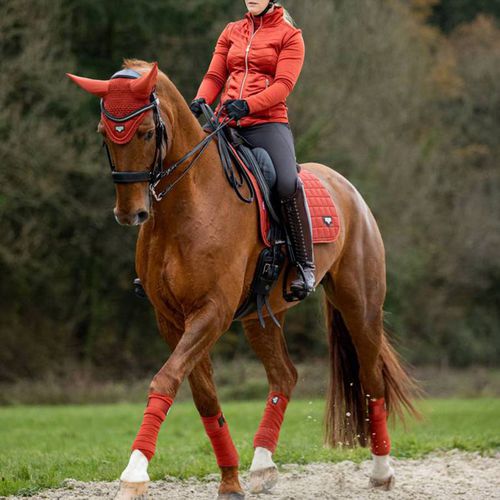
[
  {"xmin": 117, "ymin": 305, "xmax": 241, "ymax": 499},
  {"xmin": 242, "ymin": 312, "xmax": 298, "ymax": 494},
  {"xmin": 188, "ymin": 355, "xmax": 244, "ymax": 499}
]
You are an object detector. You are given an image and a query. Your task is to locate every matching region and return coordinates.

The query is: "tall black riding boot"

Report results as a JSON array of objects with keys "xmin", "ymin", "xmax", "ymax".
[{"xmin": 280, "ymin": 179, "xmax": 316, "ymax": 299}]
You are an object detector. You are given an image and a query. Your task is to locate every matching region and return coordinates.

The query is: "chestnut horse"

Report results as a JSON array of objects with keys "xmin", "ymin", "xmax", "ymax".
[{"xmin": 68, "ymin": 60, "xmax": 417, "ymax": 499}]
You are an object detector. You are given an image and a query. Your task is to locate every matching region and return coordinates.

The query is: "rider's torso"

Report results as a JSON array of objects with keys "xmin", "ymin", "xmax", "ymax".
[{"xmin": 215, "ymin": 7, "xmax": 301, "ymax": 126}]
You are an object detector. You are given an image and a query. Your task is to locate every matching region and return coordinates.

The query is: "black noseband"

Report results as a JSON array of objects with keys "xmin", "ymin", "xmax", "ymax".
[{"xmin": 111, "ymin": 171, "xmax": 153, "ymax": 184}]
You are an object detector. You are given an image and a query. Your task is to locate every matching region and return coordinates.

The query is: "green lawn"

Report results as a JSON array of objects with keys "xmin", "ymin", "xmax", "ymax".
[{"xmin": 1, "ymin": 399, "xmax": 499, "ymax": 496}]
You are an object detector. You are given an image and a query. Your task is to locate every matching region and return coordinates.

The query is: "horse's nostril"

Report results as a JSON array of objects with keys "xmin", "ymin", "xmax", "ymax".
[{"xmin": 137, "ymin": 210, "xmax": 149, "ymax": 224}]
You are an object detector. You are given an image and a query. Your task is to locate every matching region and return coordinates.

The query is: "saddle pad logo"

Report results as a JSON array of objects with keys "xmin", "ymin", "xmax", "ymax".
[
  {"xmin": 323, "ymin": 216, "xmax": 333, "ymax": 227},
  {"xmin": 115, "ymin": 125, "xmax": 125, "ymax": 133},
  {"xmin": 271, "ymin": 396, "xmax": 280, "ymax": 405}
]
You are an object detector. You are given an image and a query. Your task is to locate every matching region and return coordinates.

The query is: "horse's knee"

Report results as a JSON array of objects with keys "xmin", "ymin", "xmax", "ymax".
[{"xmin": 149, "ymin": 371, "xmax": 182, "ymax": 397}]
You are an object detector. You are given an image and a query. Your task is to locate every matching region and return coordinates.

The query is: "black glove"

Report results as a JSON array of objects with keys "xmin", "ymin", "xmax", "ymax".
[
  {"xmin": 189, "ymin": 97, "xmax": 206, "ymax": 118},
  {"xmin": 223, "ymin": 99, "xmax": 250, "ymax": 121}
]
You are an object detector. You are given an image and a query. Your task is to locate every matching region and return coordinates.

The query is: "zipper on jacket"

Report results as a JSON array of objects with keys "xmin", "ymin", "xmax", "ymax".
[
  {"xmin": 237, "ymin": 17, "xmax": 263, "ymax": 126},
  {"xmin": 265, "ymin": 78, "xmax": 270, "ymax": 88},
  {"xmin": 224, "ymin": 75, "xmax": 232, "ymax": 93}
]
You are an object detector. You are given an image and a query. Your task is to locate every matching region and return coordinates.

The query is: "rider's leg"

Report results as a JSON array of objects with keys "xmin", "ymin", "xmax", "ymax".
[{"xmin": 236, "ymin": 123, "xmax": 316, "ymax": 297}]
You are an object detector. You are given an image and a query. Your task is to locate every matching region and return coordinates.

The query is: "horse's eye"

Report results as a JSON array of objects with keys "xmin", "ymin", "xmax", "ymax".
[{"xmin": 145, "ymin": 130, "xmax": 154, "ymax": 141}]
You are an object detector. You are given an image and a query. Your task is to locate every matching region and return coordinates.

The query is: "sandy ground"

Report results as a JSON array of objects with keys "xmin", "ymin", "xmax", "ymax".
[{"xmin": 5, "ymin": 451, "xmax": 500, "ymax": 499}]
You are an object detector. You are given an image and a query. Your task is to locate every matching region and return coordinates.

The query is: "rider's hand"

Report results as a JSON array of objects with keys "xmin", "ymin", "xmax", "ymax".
[
  {"xmin": 189, "ymin": 97, "xmax": 206, "ymax": 118},
  {"xmin": 223, "ymin": 99, "xmax": 250, "ymax": 121}
]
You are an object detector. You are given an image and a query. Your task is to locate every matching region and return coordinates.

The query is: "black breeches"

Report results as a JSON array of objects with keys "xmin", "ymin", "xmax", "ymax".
[{"xmin": 235, "ymin": 122, "xmax": 298, "ymax": 199}]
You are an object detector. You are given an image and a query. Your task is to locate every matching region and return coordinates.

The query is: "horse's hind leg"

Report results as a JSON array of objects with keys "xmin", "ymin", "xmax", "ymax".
[
  {"xmin": 322, "ymin": 200, "xmax": 419, "ymax": 488},
  {"xmin": 324, "ymin": 276, "xmax": 396, "ymax": 489},
  {"xmin": 322, "ymin": 220, "xmax": 407, "ymax": 490},
  {"xmin": 242, "ymin": 312, "xmax": 297, "ymax": 494}
]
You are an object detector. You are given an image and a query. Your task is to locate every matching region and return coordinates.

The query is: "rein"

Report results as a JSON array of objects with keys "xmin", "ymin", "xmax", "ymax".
[{"xmin": 102, "ymin": 96, "xmax": 254, "ymax": 204}]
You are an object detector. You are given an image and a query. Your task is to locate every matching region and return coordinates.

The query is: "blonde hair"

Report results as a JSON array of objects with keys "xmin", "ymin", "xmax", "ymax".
[{"xmin": 275, "ymin": 2, "xmax": 296, "ymax": 26}]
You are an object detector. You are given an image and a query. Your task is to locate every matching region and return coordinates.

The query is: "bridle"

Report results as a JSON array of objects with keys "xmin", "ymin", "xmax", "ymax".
[
  {"xmin": 102, "ymin": 90, "xmax": 167, "ymax": 191},
  {"xmin": 102, "ymin": 72, "xmax": 230, "ymax": 202}
]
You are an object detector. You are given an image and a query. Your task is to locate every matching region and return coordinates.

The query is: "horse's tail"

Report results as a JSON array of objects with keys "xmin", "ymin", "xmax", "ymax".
[{"xmin": 323, "ymin": 298, "xmax": 420, "ymax": 448}]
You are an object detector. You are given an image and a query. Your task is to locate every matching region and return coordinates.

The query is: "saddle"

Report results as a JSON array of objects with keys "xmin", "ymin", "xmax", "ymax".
[
  {"xmin": 134, "ymin": 112, "xmax": 340, "ymax": 329},
  {"xmin": 214, "ymin": 125, "xmax": 340, "ymax": 328}
]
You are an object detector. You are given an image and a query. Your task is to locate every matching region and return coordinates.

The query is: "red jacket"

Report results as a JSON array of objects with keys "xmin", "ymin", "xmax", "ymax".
[{"xmin": 195, "ymin": 6, "xmax": 305, "ymax": 127}]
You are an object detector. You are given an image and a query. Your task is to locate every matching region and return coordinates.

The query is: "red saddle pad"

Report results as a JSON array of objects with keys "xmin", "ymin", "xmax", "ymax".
[
  {"xmin": 228, "ymin": 144, "xmax": 340, "ymax": 247},
  {"xmin": 299, "ymin": 169, "xmax": 340, "ymax": 244}
]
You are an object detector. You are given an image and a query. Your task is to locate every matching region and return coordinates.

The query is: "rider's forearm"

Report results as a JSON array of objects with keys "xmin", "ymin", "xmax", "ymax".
[
  {"xmin": 195, "ymin": 76, "xmax": 224, "ymax": 106},
  {"xmin": 245, "ymin": 81, "xmax": 290, "ymax": 114}
]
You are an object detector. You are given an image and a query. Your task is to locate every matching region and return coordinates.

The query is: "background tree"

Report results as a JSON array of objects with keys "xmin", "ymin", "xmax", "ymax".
[{"xmin": 1, "ymin": 0, "xmax": 499, "ymax": 382}]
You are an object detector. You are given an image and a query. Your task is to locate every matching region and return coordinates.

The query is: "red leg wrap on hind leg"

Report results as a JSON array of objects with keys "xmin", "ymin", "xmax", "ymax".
[
  {"xmin": 201, "ymin": 412, "xmax": 239, "ymax": 467},
  {"xmin": 369, "ymin": 398, "xmax": 391, "ymax": 456},
  {"xmin": 253, "ymin": 392, "xmax": 289, "ymax": 453},
  {"xmin": 132, "ymin": 393, "xmax": 173, "ymax": 461}
]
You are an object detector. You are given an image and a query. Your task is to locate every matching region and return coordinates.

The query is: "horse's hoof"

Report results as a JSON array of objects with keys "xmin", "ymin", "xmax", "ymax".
[
  {"xmin": 115, "ymin": 481, "xmax": 149, "ymax": 499},
  {"xmin": 217, "ymin": 493, "xmax": 245, "ymax": 500},
  {"xmin": 369, "ymin": 474, "xmax": 395, "ymax": 491},
  {"xmin": 249, "ymin": 466, "xmax": 279, "ymax": 494}
]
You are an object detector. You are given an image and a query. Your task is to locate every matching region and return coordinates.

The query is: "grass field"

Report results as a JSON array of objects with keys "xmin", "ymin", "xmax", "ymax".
[{"xmin": 1, "ymin": 398, "xmax": 499, "ymax": 496}]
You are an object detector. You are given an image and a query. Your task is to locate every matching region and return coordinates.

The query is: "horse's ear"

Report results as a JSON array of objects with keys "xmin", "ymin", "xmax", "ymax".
[
  {"xmin": 130, "ymin": 63, "xmax": 158, "ymax": 97},
  {"xmin": 66, "ymin": 73, "xmax": 110, "ymax": 97}
]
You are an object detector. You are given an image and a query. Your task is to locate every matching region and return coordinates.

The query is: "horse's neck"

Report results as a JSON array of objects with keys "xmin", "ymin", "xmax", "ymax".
[{"xmin": 147, "ymin": 100, "xmax": 227, "ymax": 234}]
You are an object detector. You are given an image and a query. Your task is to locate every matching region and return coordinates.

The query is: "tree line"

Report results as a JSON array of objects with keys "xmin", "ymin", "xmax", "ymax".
[{"xmin": 0, "ymin": 0, "xmax": 499, "ymax": 382}]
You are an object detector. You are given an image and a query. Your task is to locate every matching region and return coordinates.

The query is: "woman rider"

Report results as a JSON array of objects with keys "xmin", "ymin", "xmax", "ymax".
[{"xmin": 190, "ymin": 0, "xmax": 315, "ymax": 298}]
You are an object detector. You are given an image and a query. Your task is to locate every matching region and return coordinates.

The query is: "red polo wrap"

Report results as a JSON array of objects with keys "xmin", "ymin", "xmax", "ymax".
[
  {"xmin": 132, "ymin": 393, "xmax": 173, "ymax": 461},
  {"xmin": 368, "ymin": 398, "xmax": 391, "ymax": 456},
  {"xmin": 101, "ymin": 78, "xmax": 150, "ymax": 144},
  {"xmin": 253, "ymin": 392, "xmax": 289, "ymax": 453},
  {"xmin": 201, "ymin": 412, "xmax": 239, "ymax": 467}
]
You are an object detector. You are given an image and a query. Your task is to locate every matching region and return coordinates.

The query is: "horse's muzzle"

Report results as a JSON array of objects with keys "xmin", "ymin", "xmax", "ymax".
[{"xmin": 114, "ymin": 208, "xmax": 150, "ymax": 226}]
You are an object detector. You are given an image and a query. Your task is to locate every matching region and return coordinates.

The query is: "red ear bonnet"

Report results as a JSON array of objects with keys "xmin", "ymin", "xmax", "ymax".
[
  {"xmin": 66, "ymin": 63, "xmax": 159, "ymax": 144},
  {"xmin": 66, "ymin": 73, "xmax": 110, "ymax": 97},
  {"xmin": 130, "ymin": 63, "xmax": 158, "ymax": 97}
]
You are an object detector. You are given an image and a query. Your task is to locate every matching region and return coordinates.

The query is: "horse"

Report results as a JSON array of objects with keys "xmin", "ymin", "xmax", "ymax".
[{"xmin": 67, "ymin": 60, "xmax": 418, "ymax": 499}]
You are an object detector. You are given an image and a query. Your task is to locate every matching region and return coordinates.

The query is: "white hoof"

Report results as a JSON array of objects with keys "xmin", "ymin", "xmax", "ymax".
[
  {"xmin": 249, "ymin": 447, "xmax": 278, "ymax": 493},
  {"xmin": 369, "ymin": 475, "xmax": 395, "ymax": 491},
  {"xmin": 370, "ymin": 454, "xmax": 395, "ymax": 490},
  {"xmin": 120, "ymin": 450, "xmax": 150, "ymax": 483},
  {"xmin": 115, "ymin": 481, "xmax": 149, "ymax": 499},
  {"xmin": 249, "ymin": 466, "xmax": 279, "ymax": 494},
  {"xmin": 116, "ymin": 450, "xmax": 150, "ymax": 498}
]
